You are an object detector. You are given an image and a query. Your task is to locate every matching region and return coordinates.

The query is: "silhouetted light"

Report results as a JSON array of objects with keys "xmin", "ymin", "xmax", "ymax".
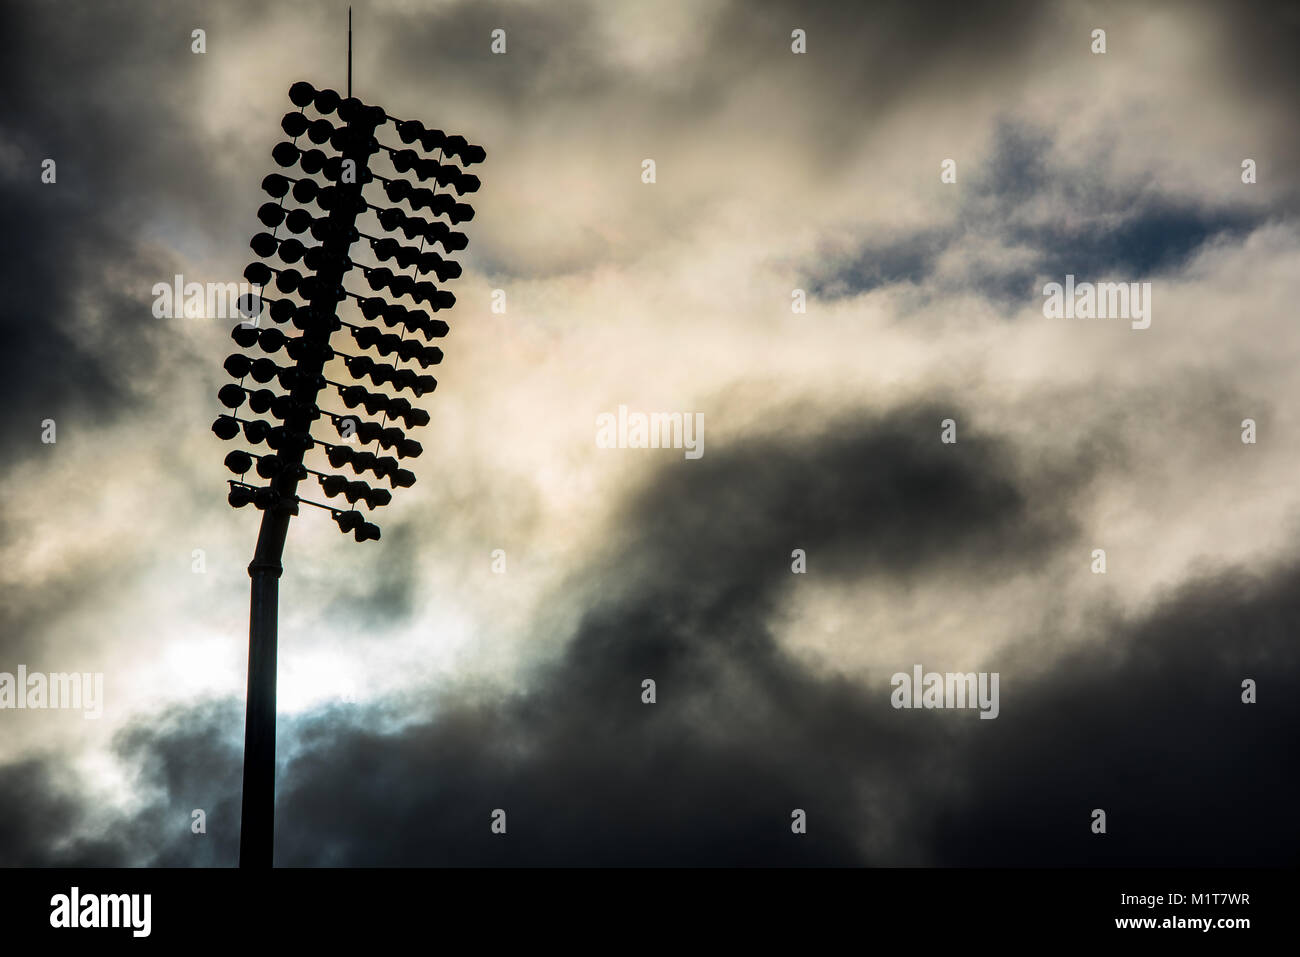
[
  {"xmin": 262, "ymin": 173, "xmax": 291, "ymax": 198},
  {"xmin": 355, "ymin": 522, "xmax": 381, "ymax": 543},
  {"xmin": 228, "ymin": 485, "xmax": 255, "ymax": 508},
  {"xmin": 244, "ymin": 261, "xmax": 273, "ymax": 287},
  {"xmin": 410, "ymin": 344, "xmax": 443, "ymax": 367},
  {"xmin": 225, "ymin": 450, "xmax": 254, "ymax": 474},
  {"xmin": 255, "ymin": 454, "xmax": 281, "ymax": 479},
  {"xmin": 302, "ymin": 246, "xmax": 327, "ymax": 272},
  {"xmin": 240, "ymin": 291, "xmax": 265, "ymax": 321},
  {"xmin": 415, "ymin": 158, "xmax": 446, "ymax": 184},
  {"xmin": 313, "ymin": 88, "xmax": 341, "ymax": 115},
  {"xmin": 292, "ymin": 178, "xmax": 319, "ymax": 203},
  {"xmin": 232, "ymin": 324, "xmax": 260, "ymax": 348},
  {"xmin": 396, "ymin": 119, "xmax": 423, "ymax": 143},
  {"xmin": 288, "ymin": 81, "xmax": 316, "ymax": 107},
  {"xmin": 212, "ymin": 415, "xmax": 240, "ymax": 440},
  {"xmin": 285, "ymin": 335, "xmax": 333, "ymax": 364},
  {"xmin": 250, "ymin": 358, "xmax": 279, "ymax": 383},
  {"xmin": 391, "ymin": 469, "xmax": 416, "ymax": 489},
  {"xmin": 224, "ymin": 353, "xmax": 253, "ymax": 377},
  {"xmin": 419, "ymin": 128, "xmax": 446, "ymax": 153},
  {"xmin": 219, "ymin": 384, "xmax": 247, "ymax": 409},
  {"xmin": 334, "ymin": 510, "xmax": 362, "ymax": 533},
  {"xmin": 277, "ymin": 238, "xmax": 305, "ymax": 264},
  {"xmin": 397, "ymin": 438, "xmax": 422, "ymax": 459},
  {"xmin": 363, "ymin": 488, "xmax": 392, "ymax": 509},
  {"xmin": 251, "ymin": 232, "xmax": 278, "ymax": 257},
  {"xmin": 310, "ymin": 217, "xmax": 358, "ymax": 244},
  {"xmin": 297, "ymin": 276, "xmax": 323, "ymax": 300},
  {"xmin": 281, "ymin": 112, "xmax": 309, "ymax": 137},
  {"xmin": 269, "ymin": 299, "xmax": 297, "ymax": 324},
  {"xmin": 243, "ymin": 419, "xmax": 270, "ymax": 443},
  {"xmin": 443, "ymin": 134, "xmax": 467, "ymax": 157},
  {"xmin": 272, "ymin": 142, "xmax": 299, "ymax": 167},
  {"xmin": 337, "ymin": 96, "xmax": 362, "ymax": 124},
  {"xmin": 258, "ymin": 202, "xmax": 286, "ymax": 228},
  {"xmin": 422, "ymin": 192, "xmax": 454, "ymax": 216},
  {"xmin": 307, "ymin": 118, "xmax": 334, "ymax": 144},
  {"xmin": 342, "ymin": 479, "xmax": 369, "ymax": 503},
  {"xmin": 275, "ymin": 268, "xmax": 302, "ymax": 293},
  {"xmin": 285, "ymin": 208, "xmax": 313, "ymax": 233},
  {"xmin": 258, "ymin": 327, "xmax": 287, "ymax": 352},
  {"xmin": 383, "ymin": 179, "xmax": 412, "ymax": 203},
  {"xmin": 247, "ymin": 389, "xmax": 274, "ymax": 414},
  {"xmin": 299, "ymin": 149, "xmax": 325, "ymax": 174},
  {"xmin": 391, "ymin": 149, "xmax": 416, "ymax": 173}
]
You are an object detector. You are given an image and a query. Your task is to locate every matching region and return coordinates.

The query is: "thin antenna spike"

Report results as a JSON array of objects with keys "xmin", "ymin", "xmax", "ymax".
[{"xmin": 347, "ymin": 7, "xmax": 352, "ymax": 99}]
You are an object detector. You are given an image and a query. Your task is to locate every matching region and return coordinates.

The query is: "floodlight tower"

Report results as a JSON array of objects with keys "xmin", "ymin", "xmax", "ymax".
[{"xmin": 213, "ymin": 35, "xmax": 485, "ymax": 866}]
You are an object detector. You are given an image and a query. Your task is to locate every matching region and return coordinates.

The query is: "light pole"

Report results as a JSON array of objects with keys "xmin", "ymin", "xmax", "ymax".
[{"xmin": 212, "ymin": 71, "xmax": 485, "ymax": 867}]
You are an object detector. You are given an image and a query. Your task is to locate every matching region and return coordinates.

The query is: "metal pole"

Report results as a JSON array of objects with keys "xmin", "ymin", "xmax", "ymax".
[{"xmin": 239, "ymin": 509, "xmax": 289, "ymax": 868}]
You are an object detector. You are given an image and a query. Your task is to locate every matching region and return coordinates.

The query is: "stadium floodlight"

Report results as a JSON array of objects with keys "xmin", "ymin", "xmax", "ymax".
[{"xmin": 212, "ymin": 12, "xmax": 484, "ymax": 867}]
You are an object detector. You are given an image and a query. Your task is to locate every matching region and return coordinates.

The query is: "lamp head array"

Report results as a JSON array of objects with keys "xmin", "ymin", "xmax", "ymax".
[{"xmin": 214, "ymin": 81, "xmax": 483, "ymax": 541}]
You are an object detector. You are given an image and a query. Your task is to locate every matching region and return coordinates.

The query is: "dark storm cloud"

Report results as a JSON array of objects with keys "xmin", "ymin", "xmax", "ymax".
[
  {"xmin": 114, "ymin": 699, "xmax": 244, "ymax": 867},
  {"xmin": 0, "ymin": 757, "xmax": 108, "ymax": 866},
  {"xmin": 0, "ymin": 0, "xmax": 264, "ymax": 468},
  {"xmin": 0, "ymin": 698, "xmax": 242, "ymax": 867},
  {"xmin": 1202, "ymin": 0, "xmax": 1300, "ymax": 175},
  {"xmin": 261, "ymin": 401, "xmax": 1092, "ymax": 866},
  {"xmin": 1, "ymin": 402, "xmax": 1085, "ymax": 865},
  {"xmin": 929, "ymin": 565, "xmax": 1300, "ymax": 866},
  {"xmin": 5, "ymin": 401, "xmax": 1294, "ymax": 866}
]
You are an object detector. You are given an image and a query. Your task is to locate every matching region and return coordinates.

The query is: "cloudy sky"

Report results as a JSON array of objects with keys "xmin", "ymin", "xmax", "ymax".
[{"xmin": 1, "ymin": 0, "xmax": 1297, "ymax": 866}]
